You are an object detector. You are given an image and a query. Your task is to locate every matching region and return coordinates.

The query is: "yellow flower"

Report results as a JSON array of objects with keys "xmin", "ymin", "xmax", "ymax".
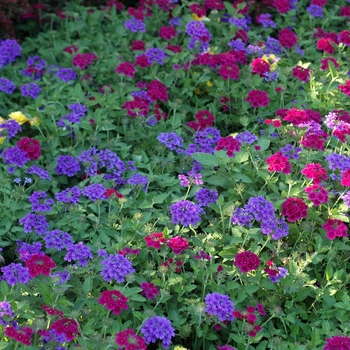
[
  {"xmin": 9, "ymin": 111, "xmax": 30, "ymax": 125},
  {"xmin": 191, "ymin": 14, "xmax": 210, "ymax": 21},
  {"xmin": 261, "ymin": 54, "xmax": 278, "ymax": 72},
  {"xmin": 174, "ymin": 347, "xmax": 190, "ymax": 350},
  {"xmin": 206, "ymin": 81, "xmax": 213, "ymax": 87},
  {"xmin": 29, "ymin": 117, "xmax": 40, "ymax": 126},
  {"xmin": 0, "ymin": 137, "xmax": 5, "ymax": 144},
  {"xmin": 194, "ymin": 88, "xmax": 201, "ymax": 95}
]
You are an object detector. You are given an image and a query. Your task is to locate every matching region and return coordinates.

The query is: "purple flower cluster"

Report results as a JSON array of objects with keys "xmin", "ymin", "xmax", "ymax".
[
  {"xmin": 82, "ymin": 183, "xmax": 106, "ymax": 201},
  {"xmin": 169, "ymin": 200, "xmax": 204, "ymax": 226},
  {"xmin": 325, "ymin": 153, "xmax": 350, "ymax": 171},
  {"xmin": 205, "ymin": 292, "xmax": 235, "ymax": 322},
  {"xmin": 0, "ymin": 120, "xmax": 22, "ymax": 139},
  {"xmin": 186, "ymin": 127, "xmax": 221, "ymax": 155},
  {"xmin": 257, "ymin": 13, "xmax": 276, "ymax": 28},
  {"xmin": 19, "ymin": 213, "xmax": 49, "ymax": 235},
  {"xmin": 280, "ymin": 144, "xmax": 302, "ymax": 160},
  {"xmin": 232, "ymin": 196, "xmax": 289, "ymax": 239},
  {"xmin": 44, "ymin": 230, "xmax": 73, "ymax": 250},
  {"xmin": 228, "ymin": 39, "xmax": 246, "ymax": 51},
  {"xmin": 158, "ymin": 132, "xmax": 184, "ymax": 153},
  {"xmin": 0, "ymin": 78, "xmax": 16, "ymax": 94},
  {"xmin": 21, "ymin": 55, "xmax": 46, "ymax": 79},
  {"xmin": 28, "ymin": 191, "xmax": 54, "ymax": 212},
  {"xmin": 57, "ymin": 103, "xmax": 87, "ymax": 126},
  {"xmin": 78, "ymin": 147, "xmax": 126, "ymax": 176},
  {"xmin": 26, "ymin": 166, "xmax": 51, "ymax": 180},
  {"xmin": 0, "ymin": 301, "xmax": 15, "ymax": 326},
  {"xmin": 57, "ymin": 68, "xmax": 77, "ymax": 82},
  {"xmin": 17, "ymin": 241, "xmax": 43, "ymax": 261},
  {"xmin": 195, "ymin": 188, "xmax": 218, "ymax": 207},
  {"xmin": 55, "ymin": 155, "xmax": 81, "ymax": 177},
  {"xmin": 64, "ymin": 242, "xmax": 93, "ymax": 267},
  {"xmin": 269, "ymin": 267, "xmax": 288, "ymax": 283},
  {"xmin": 185, "ymin": 20, "xmax": 211, "ymax": 52},
  {"xmin": 56, "ymin": 186, "xmax": 81, "ymax": 204},
  {"xmin": 0, "ymin": 39, "xmax": 22, "ymax": 68},
  {"xmin": 20, "ymin": 83, "xmax": 41, "ymax": 99},
  {"xmin": 265, "ymin": 36, "xmax": 283, "ymax": 55},
  {"xmin": 51, "ymin": 270, "xmax": 71, "ymax": 285},
  {"xmin": 2, "ymin": 146, "xmax": 28, "ymax": 167},
  {"xmin": 100, "ymin": 254, "xmax": 135, "ymax": 283},
  {"xmin": 1, "ymin": 263, "xmax": 31, "ymax": 286},
  {"xmin": 235, "ymin": 131, "xmax": 258, "ymax": 145},
  {"xmin": 127, "ymin": 173, "xmax": 148, "ymax": 190},
  {"xmin": 264, "ymin": 71, "xmax": 279, "ymax": 82},
  {"xmin": 124, "ymin": 18, "xmax": 146, "ymax": 33},
  {"xmin": 145, "ymin": 48, "xmax": 167, "ymax": 65},
  {"xmin": 307, "ymin": 4, "xmax": 323, "ymax": 18},
  {"xmin": 343, "ymin": 192, "xmax": 350, "ymax": 208},
  {"xmin": 229, "ymin": 17, "xmax": 250, "ymax": 31},
  {"xmin": 141, "ymin": 316, "xmax": 175, "ymax": 350}
]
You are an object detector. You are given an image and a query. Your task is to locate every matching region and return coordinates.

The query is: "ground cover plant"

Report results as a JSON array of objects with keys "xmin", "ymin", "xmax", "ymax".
[{"xmin": 1, "ymin": 0, "xmax": 350, "ymax": 349}]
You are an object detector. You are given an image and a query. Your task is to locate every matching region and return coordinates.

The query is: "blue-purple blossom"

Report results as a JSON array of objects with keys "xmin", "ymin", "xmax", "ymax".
[
  {"xmin": 100, "ymin": 254, "xmax": 135, "ymax": 283},
  {"xmin": 307, "ymin": 4, "xmax": 323, "ymax": 17},
  {"xmin": 260, "ymin": 217, "xmax": 289, "ymax": 240},
  {"xmin": 128, "ymin": 173, "xmax": 148, "ymax": 190},
  {"xmin": 26, "ymin": 166, "xmax": 51, "ymax": 180},
  {"xmin": 231, "ymin": 208, "xmax": 254, "ymax": 226},
  {"xmin": 124, "ymin": 18, "xmax": 146, "ymax": 33},
  {"xmin": 157, "ymin": 132, "xmax": 184, "ymax": 153},
  {"xmin": 55, "ymin": 155, "xmax": 81, "ymax": 177},
  {"xmin": 235, "ymin": 131, "xmax": 258, "ymax": 145},
  {"xmin": 82, "ymin": 183, "xmax": 106, "ymax": 201},
  {"xmin": 246, "ymin": 45, "xmax": 263, "ymax": 55},
  {"xmin": 185, "ymin": 20, "xmax": 211, "ymax": 51},
  {"xmin": 229, "ymin": 17, "xmax": 249, "ymax": 31},
  {"xmin": 195, "ymin": 188, "xmax": 218, "ymax": 207},
  {"xmin": 17, "ymin": 241, "xmax": 43, "ymax": 261},
  {"xmin": 343, "ymin": 192, "xmax": 350, "ymax": 208},
  {"xmin": 55, "ymin": 186, "xmax": 81, "ymax": 204},
  {"xmin": 20, "ymin": 55, "xmax": 46, "ymax": 79},
  {"xmin": 64, "ymin": 242, "xmax": 93, "ymax": 267},
  {"xmin": 205, "ymin": 292, "xmax": 235, "ymax": 322},
  {"xmin": 280, "ymin": 144, "xmax": 302, "ymax": 159},
  {"xmin": 0, "ymin": 39, "xmax": 22, "ymax": 68},
  {"xmin": 325, "ymin": 153, "xmax": 350, "ymax": 171},
  {"xmin": 57, "ymin": 68, "xmax": 77, "ymax": 82},
  {"xmin": 0, "ymin": 301, "xmax": 15, "ymax": 326},
  {"xmin": 186, "ymin": 127, "xmax": 221, "ymax": 155},
  {"xmin": 265, "ymin": 36, "xmax": 283, "ymax": 55},
  {"xmin": 20, "ymin": 83, "xmax": 41, "ymax": 99},
  {"xmin": 295, "ymin": 45, "xmax": 304, "ymax": 56},
  {"xmin": 169, "ymin": 200, "xmax": 204, "ymax": 226},
  {"xmin": 169, "ymin": 17, "xmax": 181, "ymax": 26},
  {"xmin": 19, "ymin": 213, "xmax": 49, "ymax": 235},
  {"xmin": 245, "ymin": 196, "xmax": 275, "ymax": 222},
  {"xmin": 145, "ymin": 48, "xmax": 167, "ymax": 65},
  {"xmin": 0, "ymin": 120, "xmax": 22, "ymax": 139},
  {"xmin": 51, "ymin": 270, "xmax": 71, "ymax": 285},
  {"xmin": 57, "ymin": 103, "xmax": 87, "ymax": 126},
  {"xmin": 264, "ymin": 71, "xmax": 278, "ymax": 82},
  {"xmin": 227, "ymin": 39, "xmax": 246, "ymax": 51},
  {"xmin": 268, "ymin": 267, "xmax": 288, "ymax": 283},
  {"xmin": 2, "ymin": 146, "xmax": 28, "ymax": 167},
  {"xmin": 141, "ymin": 316, "xmax": 175, "ymax": 350},
  {"xmin": 28, "ymin": 191, "xmax": 54, "ymax": 212},
  {"xmin": 0, "ymin": 263, "xmax": 31, "ymax": 286},
  {"xmin": 0, "ymin": 78, "xmax": 16, "ymax": 94},
  {"xmin": 256, "ymin": 13, "xmax": 276, "ymax": 28},
  {"xmin": 44, "ymin": 230, "xmax": 74, "ymax": 250}
]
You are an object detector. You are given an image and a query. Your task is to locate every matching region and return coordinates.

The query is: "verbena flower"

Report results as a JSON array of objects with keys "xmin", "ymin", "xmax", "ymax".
[
  {"xmin": 195, "ymin": 188, "xmax": 218, "ymax": 207},
  {"xmin": 20, "ymin": 83, "xmax": 41, "ymax": 99},
  {"xmin": 157, "ymin": 132, "xmax": 184, "ymax": 153},
  {"xmin": 0, "ymin": 39, "xmax": 22, "ymax": 68},
  {"xmin": 0, "ymin": 78, "xmax": 16, "ymax": 94},
  {"xmin": 1, "ymin": 263, "xmax": 31, "ymax": 286},
  {"xmin": 128, "ymin": 173, "xmax": 148, "ymax": 190},
  {"xmin": 169, "ymin": 200, "xmax": 204, "ymax": 226},
  {"xmin": 55, "ymin": 186, "xmax": 81, "ymax": 204},
  {"xmin": 55, "ymin": 155, "xmax": 81, "ymax": 177},
  {"xmin": 2, "ymin": 146, "xmax": 29, "ymax": 167},
  {"xmin": 205, "ymin": 292, "xmax": 235, "ymax": 322},
  {"xmin": 28, "ymin": 191, "xmax": 54, "ymax": 212},
  {"xmin": 124, "ymin": 18, "xmax": 146, "ymax": 32},
  {"xmin": 0, "ymin": 120, "xmax": 22, "ymax": 138},
  {"xmin": 19, "ymin": 213, "xmax": 49, "ymax": 235},
  {"xmin": 44, "ymin": 230, "xmax": 73, "ymax": 250},
  {"xmin": 100, "ymin": 254, "xmax": 135, "ymax": 283},
  {"xmin": 26, "ymin": 166, "xmax": 51, "ymax": 180},
  {"xmin": 141, "ymin": 316, "xmax": 175, "ymax": 349},
  {"xmin": 82, "ymin": 183, "xmax": 106, "ymax": 201},
  {"xmin": 64, "ymin": 242, "xmax": 93, "ymax": 267}
]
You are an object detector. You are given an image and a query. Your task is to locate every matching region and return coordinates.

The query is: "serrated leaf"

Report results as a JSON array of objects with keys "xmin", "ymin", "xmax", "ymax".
[
  {"xmin": 257, "ymin": 137, "xmax": 270, "ymax": 151},
  {"xmin": 0, "ymin": 280, "xmax": 9, "ymax": 296},
  {"xmin": 82, "ymin": 277, "xmax": 92, "ymax": 294},
  {"xmin": 234, "ymin": 150, "xmax": 249, "ymax": 163},
  {"xmin": 206, "ymin": 174, "xmax": 228, "ymax": 187},
  {"xmin": 232, "ymin": 173, "xmax": 252, "ymax": 183}
]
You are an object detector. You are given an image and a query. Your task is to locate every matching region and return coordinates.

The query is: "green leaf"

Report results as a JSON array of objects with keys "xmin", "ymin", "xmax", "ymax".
[
  {"xmin": 82, "ymin": 277, "xmax": 92, "ymax": 294},
  {"xmin": 0, "ymin": 280, "xmax": 9, "ymax": 296},
  {"xmin": 257, "ymin": 137, "xmax": 270, "ymax": 151},
  {"xmin": 206, "ymin": 174, "xmax": 228, "ymax": 187},
  {"xmin": 234, "ymin": 150, "xmax": 249, "ymax": 164},
  {"xmin": 232, "ymin": 173, "xmax": 253, "ymax": 183},
  {"xmin": 192, "ymin": 153, "xmax": 219, "ymax": 167}
]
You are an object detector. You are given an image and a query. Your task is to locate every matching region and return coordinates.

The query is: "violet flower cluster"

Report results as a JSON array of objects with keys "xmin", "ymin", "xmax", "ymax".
[
  {"xmin": 169, "ymin": 200, "xmax": 204, "ymax": 226},
  {"xmin": 20, "ymin": 83, "xmax": 41, "ymax": 99},
  {"xmin": 17, "ymin": 241, "xmax": 43, "ymax": 261},
  {"xmin": 55, "ymin": 155, "xmax": 81, "ymax": 177},
  {"xmin": 100, "ymin": 254, "xmax": 135, "ymax": 283},
  {"xmin": 64, "ymin": 242, "xmax": 93, "ymax": 267},
  {"xmin": 195, "ymin": 188, "xmax": 218, "ymax": 207},
  {"xmin": 28, "ymin": 191, "xmax": 54, "ymax": 212},
  {"xmin": 231, "ymin": 196, "xmax": 289, "ymax": 240},
  {"xmin": 185, "ymin": 20, "xmax": 211, "ymax": 52},
  {"xmin": 0, "ymin": 39, "xmax": 22, "ymax": 68},
  {"xmin": 55, "ymin": 186, "xmax": 81, "ymax": 204},
  {"xmin": 44, "ymin": 230, "xmax": 74, "ymax": 250},
  {"xmin": 19, "ymin": 213, "xmax": 49, "ymax": 236},
  {"xmin": 185, "ymin": 127, "xmax": 221, "ymax": 155},
  {"xmin": 57, "ymin": 103, "xmax": 87, "ymax": 126},
  {"xmin": 0, "ymin": 78, "xmax": 16, "ymax": 94},
  {"xmin": 0, "ymin": 263, "xmax": 31, "ymax": 286},
  {"xmin": 141, "ymin": 316, "xmax": 175, "ymax": 349},
  {"xmin": 0, "ymin": 120, "xmax": 22, "ymax": 139},
  {"xmin": 2, "ymin": 146, "xmax": 28, "ymax": 167},
  {"xmin": 26, "ymin": 166, "xmax": 51, "ymax": 180},
  {"xmin": 157, "ymin": 132, "xmax": 184, "ymax": 153},
  {"xmin": 205, "ymin": 292, "xmax": 235, "ymax": 322}
]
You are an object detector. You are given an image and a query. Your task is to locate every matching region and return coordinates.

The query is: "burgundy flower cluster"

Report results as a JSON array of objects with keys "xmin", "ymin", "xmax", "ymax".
[
  {"xmin": 98, "ymin": 290, "xmax": 128, "ymax": 315},
  {"xmin": 281, "ymin": 198, "xmax": 308, "ymax": 222}
]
